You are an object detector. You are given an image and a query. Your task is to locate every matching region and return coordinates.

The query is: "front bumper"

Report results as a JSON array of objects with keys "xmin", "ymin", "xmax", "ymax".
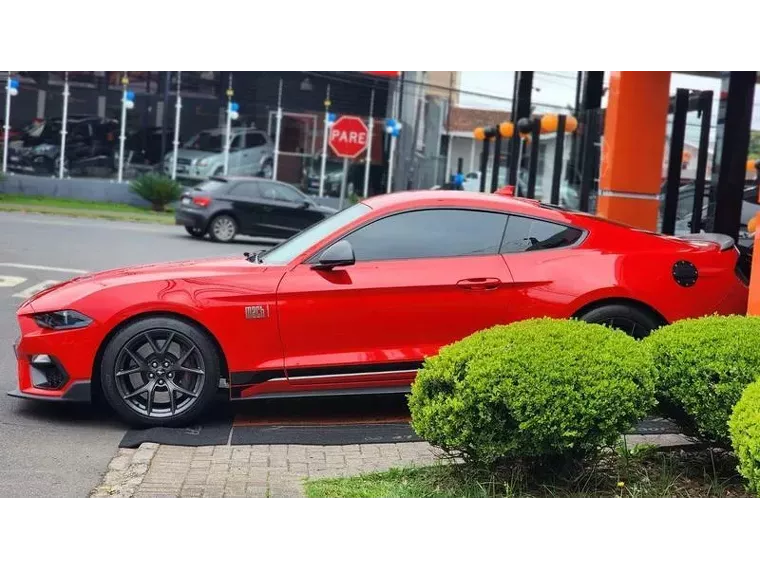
[{"xmin": 11, "ymin": 314, "xmax": 98, "ymax": 404}]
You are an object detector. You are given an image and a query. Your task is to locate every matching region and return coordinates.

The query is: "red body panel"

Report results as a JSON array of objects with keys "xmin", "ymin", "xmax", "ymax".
[{"xmin": 13, "ymin": 191, "xmax": 749, "ymax": 403}]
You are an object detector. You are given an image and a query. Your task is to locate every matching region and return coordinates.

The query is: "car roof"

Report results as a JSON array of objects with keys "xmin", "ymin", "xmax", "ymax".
[{"xmin": 362, "ymin": 190, "xmax": 576, "ymax": 224}]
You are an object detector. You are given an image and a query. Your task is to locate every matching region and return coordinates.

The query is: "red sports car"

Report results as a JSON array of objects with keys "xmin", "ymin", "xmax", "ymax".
[{"xmin": 10, "ymin": 191, "xmax": 749, "ymax": 427}]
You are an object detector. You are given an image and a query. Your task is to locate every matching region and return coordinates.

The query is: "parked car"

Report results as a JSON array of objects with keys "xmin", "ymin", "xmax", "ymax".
[
  {"xmin": 12, "ymin": 191, "xmax": 748, "ymax": 427},
  {"xmin": 300, "ymin": 156, "xmax": 383, "ymax": 197},
  {"xmin": 163, "ymin": 128, "xmax": 274, "ymax": 182},
  {"xmin": 7, "ymin": 116, "xmax": 119, "ymax": 176},
  {"xmin": 122, "ymin": 127, "xmax": 175, "ymax": 167},
  {"xmin": 174, "ymin": 176, "xmax": 337, "ymax": 242}
]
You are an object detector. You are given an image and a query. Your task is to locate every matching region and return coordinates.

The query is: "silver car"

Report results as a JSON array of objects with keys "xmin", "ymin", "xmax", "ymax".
[{"xmin": 163, "ymin": 127, "xmax": 274, "ymax": 180}]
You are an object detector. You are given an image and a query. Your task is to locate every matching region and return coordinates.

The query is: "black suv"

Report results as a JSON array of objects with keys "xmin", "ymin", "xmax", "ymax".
[{"xmin": 7, "ymin": 116, "xmax": 119, "ymax": 176}]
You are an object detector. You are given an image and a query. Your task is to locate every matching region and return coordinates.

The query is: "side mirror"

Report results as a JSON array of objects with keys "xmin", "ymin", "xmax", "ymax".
[
  {"xmin": 298, "ymin": 200, "xmax": 311, "ymax": 209},
  {"xmin": 314, "ymin": 240, "xmax": 355, "ymax": 270}
]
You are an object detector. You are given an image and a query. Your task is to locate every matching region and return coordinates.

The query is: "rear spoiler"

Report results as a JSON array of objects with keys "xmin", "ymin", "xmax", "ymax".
[{"xmin": 677, "ymin": 233, "xmax": 735, "ymax": 251}]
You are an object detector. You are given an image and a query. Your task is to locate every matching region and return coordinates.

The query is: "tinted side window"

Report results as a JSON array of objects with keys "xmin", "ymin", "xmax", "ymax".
[
  {"xmin": 228, "ymin": 182, "xmax": 261, "ymax": 199},
  {"xmin": 246, "ymin": 133, "xmax": 266, "ymax": 148},
  {"xmin": 501, "ymin": 216, "xmax": 583, "ymax": 253},
  {"xmin": 259, "ymin": 182, "xmax": 304, "ymax": 203},
  {"xmin": 345, "ymin": 209, "xmax": 508, "ymax": 262}
]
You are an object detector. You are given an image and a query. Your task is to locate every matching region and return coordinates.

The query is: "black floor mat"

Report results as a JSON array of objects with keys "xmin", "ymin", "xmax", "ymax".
[
  {"xmin": 119, "ymin": 418, "xmax": 233, "ymax": 448},
  {"xmin": 230, "ymin": 423, "xmax": 421, "ymax": 446}
]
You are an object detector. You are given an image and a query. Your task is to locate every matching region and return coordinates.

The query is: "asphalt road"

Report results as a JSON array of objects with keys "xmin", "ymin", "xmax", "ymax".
[{"xmin": 0, "ymin": 211, "xmax": 274, "ymax": 497}]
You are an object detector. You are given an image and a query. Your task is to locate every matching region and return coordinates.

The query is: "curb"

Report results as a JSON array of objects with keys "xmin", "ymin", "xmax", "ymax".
[{"xmin": 90, "ymin": 443, "xmax": 159, "ymax": 498}]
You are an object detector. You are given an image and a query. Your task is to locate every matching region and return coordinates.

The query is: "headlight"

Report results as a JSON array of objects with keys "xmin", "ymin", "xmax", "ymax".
[
  {"xmin": 33, "ymin": 310, "xmax": 93, "ymax": 330},
  {"xmin": 198, "ymin": 158, "xmax": 210, "ymax": 167}
]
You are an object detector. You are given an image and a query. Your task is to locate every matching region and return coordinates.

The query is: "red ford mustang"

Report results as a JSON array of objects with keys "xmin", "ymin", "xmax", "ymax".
[{"xmin": 10, "ymin": 191, "xmax": 749, "ymax": 427}]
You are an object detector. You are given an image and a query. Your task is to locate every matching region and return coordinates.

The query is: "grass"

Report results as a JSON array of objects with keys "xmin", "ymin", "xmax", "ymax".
[
  {"xmin": 305, "ymin": 444, "xmax": 752, "ymax": 498},
  {"xmin": 0, "ymin": 193, "xmax": 174, "ymax": 224}
]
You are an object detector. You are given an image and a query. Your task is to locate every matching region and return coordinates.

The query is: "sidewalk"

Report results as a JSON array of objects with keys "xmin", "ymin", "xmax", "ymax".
[
  {"xmin": 90, "ymin": 433, "xmax": 693, "ymax": 498},
  {"xmin": 91, "ymin": 441, "xmax": 440, "ymax": 498}
]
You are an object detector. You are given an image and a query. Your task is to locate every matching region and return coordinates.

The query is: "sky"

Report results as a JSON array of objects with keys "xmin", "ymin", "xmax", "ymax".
[{"xmin": 458, "ymin": 71, "xmax": 760, "ymax": 133}]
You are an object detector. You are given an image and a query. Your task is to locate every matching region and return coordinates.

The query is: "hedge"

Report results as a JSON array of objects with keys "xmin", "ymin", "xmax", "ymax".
[
  {"xmin": 408, "ymin": 318, "xmax": 656, "ymax": 465},
  {"xmin": 729, "ymin": 380, "xmax": 760, "ymax": 495},
  {"xmin": 644, "ymin": 315, "xmax": 760, "ymax": 445}
]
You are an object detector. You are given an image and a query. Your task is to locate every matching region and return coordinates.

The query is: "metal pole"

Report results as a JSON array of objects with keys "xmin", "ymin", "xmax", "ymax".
[
  {"xmin": 273, "ymin": 78, "xmax": 283, "ymax": 181},
  {"xmin": 160, "ymin": 71, "xmax": 170, "ymax": 162},
  {"xmin": 662, "ymin": 89, "xmax": 689, "ymax": 235},
  {"xmin": 690, "ymin": 91, "xmax": 713, "ymax": 233},
  {"xmin": 171, "ymin": 71, "xmax": 182, "ymax": 180},
  {"xmin": 318, "ymin": 85, "xmax": 331, "ymax": 197},
  {"xmin": 117, "ymin": 73, "xmax": 128, "ymax": 183},
  {"xmin": 386, "ymin": 135, "xmax": 396, "ymax": 193},
  {"xmin": 490, "ymin": 130, "xmax": 502, "ymax": 192},
  {"xmin": 223, "ymin": 75, "xmax": 233, "ymax": 175},
  {"xmin": 550, "ymin": 114, "xmax": 566, "ymax": 205},
  {"xmin": 2, "ymin": 73, "xmax": 12, "ymax": 174},
  {"xmin": 59, "ymin": 72, "xmax": 70, "ymax": 179},
  {"xmin": 526, "ymin": 119, "xmax": 541, "ymax": 199},
  {"xmin": 363, "ymin": 88, "xmax": 375, "ymax": 198},
  {"xmin": 479, "ymin": 138, "xmax": 490, "ymax": 192},
  {"xmin": 339, "ymin": 157, "xmax": 348, "ymax": 209}
]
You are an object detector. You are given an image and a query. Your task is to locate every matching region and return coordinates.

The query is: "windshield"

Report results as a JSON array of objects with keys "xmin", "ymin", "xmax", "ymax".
[
  {"xmin": 261, "ymin": 203, "xmax": 371, "ymax": 265},
  {"xmin": 184, "ymin": 131, "xmax": 224, "ymax": 152}
]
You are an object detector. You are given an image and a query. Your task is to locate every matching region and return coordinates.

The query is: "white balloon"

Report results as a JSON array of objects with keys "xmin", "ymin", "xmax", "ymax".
[{"xmin": 9, "ymin": 87, "xmax": 18, "ymax": 97}]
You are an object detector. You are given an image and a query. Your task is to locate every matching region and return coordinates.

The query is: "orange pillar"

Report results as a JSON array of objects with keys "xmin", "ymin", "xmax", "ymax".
[{"xmin": 596, "ymin": 71, "xmax": 671, "ymax": 231}]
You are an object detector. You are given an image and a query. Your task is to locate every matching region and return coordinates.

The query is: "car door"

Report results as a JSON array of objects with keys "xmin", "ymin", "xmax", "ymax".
[
  {"xmin": 242, "ymin": 131, "xmax": 267, "ymax": 175},
  {"xmin": 224, "ymin": 181, "xmax": 267, "ymax": 235},
  {"xmin": 255, "ymin": 181, "xmax": 326, "ymax": 237},
  {"xmin": 227, "ymin": 133, "xmax": 244, "ymax": 174},
  {"xmin": 275, "ymin": 207, "xmax": 516, "ymax": 385}
]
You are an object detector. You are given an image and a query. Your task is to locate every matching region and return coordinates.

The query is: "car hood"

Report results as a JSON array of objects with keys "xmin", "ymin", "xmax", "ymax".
[{"xmin": 18, "ymin": 256, "xmax": 277, "ymax": 315}]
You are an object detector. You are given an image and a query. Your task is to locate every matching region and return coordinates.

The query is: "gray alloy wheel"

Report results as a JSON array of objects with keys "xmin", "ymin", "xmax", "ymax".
[
  {"xmin": 210, "ymin": 214, "xmax": 237, "ymax": 243},
  {"xmin": 260, "ymin": 161, "xmax": 273, "ymax": 179},
  {"xmin": 99, "ymin": 317, "xmax": 220, "ymax": 428}
]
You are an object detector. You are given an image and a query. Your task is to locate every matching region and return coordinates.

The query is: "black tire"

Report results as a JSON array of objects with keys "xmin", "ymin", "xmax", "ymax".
[
  {"xmin": 185, "ymin": 226, "xmax": 205, "ymax": 238},
  {"xmin": 100, "ymin": 316, "xmax": 220, "ymax": 428},
  {"xmin": 209, "ymin": 214, "xmax": 237, "ymax": 243},
  {"xmin": 578, "ymin": 303, "xmax": 662, "ymax": 340}
]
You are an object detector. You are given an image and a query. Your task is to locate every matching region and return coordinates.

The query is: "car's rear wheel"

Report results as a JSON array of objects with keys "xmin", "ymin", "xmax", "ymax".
[
  {"xmin": 578, "ymin": 303, "xmax": 662, "ymax": 340},
  {"xmin": 209, "ymin": 214, "xmax": 237, "ymax": 243},
  {"xmin": 100, "ymin": 317, "xmax": 220, "ymax": 428},
  {"xmin": 185, "ymin": 226, "xmax": 205, "ymax": 238}
]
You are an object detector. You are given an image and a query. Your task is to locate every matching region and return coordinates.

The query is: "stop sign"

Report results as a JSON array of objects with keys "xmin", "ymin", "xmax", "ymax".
[{"xmin": 329, "ymin": 116, "xmax": 369, "ymax": 159}]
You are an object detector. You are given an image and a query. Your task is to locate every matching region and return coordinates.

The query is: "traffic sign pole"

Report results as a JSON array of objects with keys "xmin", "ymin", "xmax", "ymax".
[
  {"xmin": 363, "ymin": 89, "xmax": 375, "ymax": 198},
  {"xmin": 319, "ymin": 86, "xmax": 331, "ymax": 198},
  {"xmin": 339, "ymin": 157, "xmax": 349, "ymax": 210}
]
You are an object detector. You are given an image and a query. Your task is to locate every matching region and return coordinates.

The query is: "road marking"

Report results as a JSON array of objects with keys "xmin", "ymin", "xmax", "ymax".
[
  {"xmin": 0, "ymin": 276, "xmax": 28, "ymax": 288},
  {"xmin": 13, "ymin": 280, "xmax": 61, "ymax": 299},
  {"xmin": 0, "ymin": 263, "xmax": 88, "ymax": 274}
]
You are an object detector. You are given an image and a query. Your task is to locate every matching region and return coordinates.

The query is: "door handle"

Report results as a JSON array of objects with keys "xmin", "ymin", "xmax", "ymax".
[{"xmin": 456, "ymin": 277, "xmax": 502, "ymax": 291}]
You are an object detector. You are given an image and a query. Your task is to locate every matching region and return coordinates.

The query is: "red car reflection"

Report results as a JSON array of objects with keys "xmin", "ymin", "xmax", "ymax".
[{"xmin": 10, "ymin": 191, "xmax": 749, "ymax": 427}]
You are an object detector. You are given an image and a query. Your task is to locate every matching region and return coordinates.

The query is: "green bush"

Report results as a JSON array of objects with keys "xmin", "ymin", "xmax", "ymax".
[
  {"xmin": 129, "ymin": 173, "xmax": 182, "ymax": 212},
  {"xmin": 408, "ymin": 318, "xmax": 656, "ymax": 465},
  {"xmin": 644, "ymin": 315, "xmax": 760, "ymax": 445},
  {"xmin": 729, "ymin": 380, "xmax": 760, "ymax": 495}
]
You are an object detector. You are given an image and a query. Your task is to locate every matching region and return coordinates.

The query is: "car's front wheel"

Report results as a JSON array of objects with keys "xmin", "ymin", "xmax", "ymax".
[
  {"xmin": 99, "ymin": 317, "xmax": 220, "ymax": 427},
  {"xmin": 209, "ymin": 214, "xmax": 237, "ymax": 243}
]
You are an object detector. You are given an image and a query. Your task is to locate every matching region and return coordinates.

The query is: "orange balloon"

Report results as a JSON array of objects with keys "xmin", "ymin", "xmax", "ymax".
[
  {"xmin": 748, "ymin": 159, "xmax": 759, "ymax": 172},
  {"xmin": 540, "ymin": 114, "xmax": 559, "ymax": 133},
  {"xmin": 498, "ymin": 122, "xmax": 514, "ymax": 138},
  {"xmin": 473, "ymin": 127, "xmax": 486, "ymax": 141},
  {"xmin": 564, "ymin": 116, "xmax": 579, "ymax": 133}
]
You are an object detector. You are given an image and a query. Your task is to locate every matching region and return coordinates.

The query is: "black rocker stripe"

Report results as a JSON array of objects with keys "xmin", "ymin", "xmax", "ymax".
[{"xmin": 230, "ymin": 361, "xmax": 424, "ymax": 387}]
